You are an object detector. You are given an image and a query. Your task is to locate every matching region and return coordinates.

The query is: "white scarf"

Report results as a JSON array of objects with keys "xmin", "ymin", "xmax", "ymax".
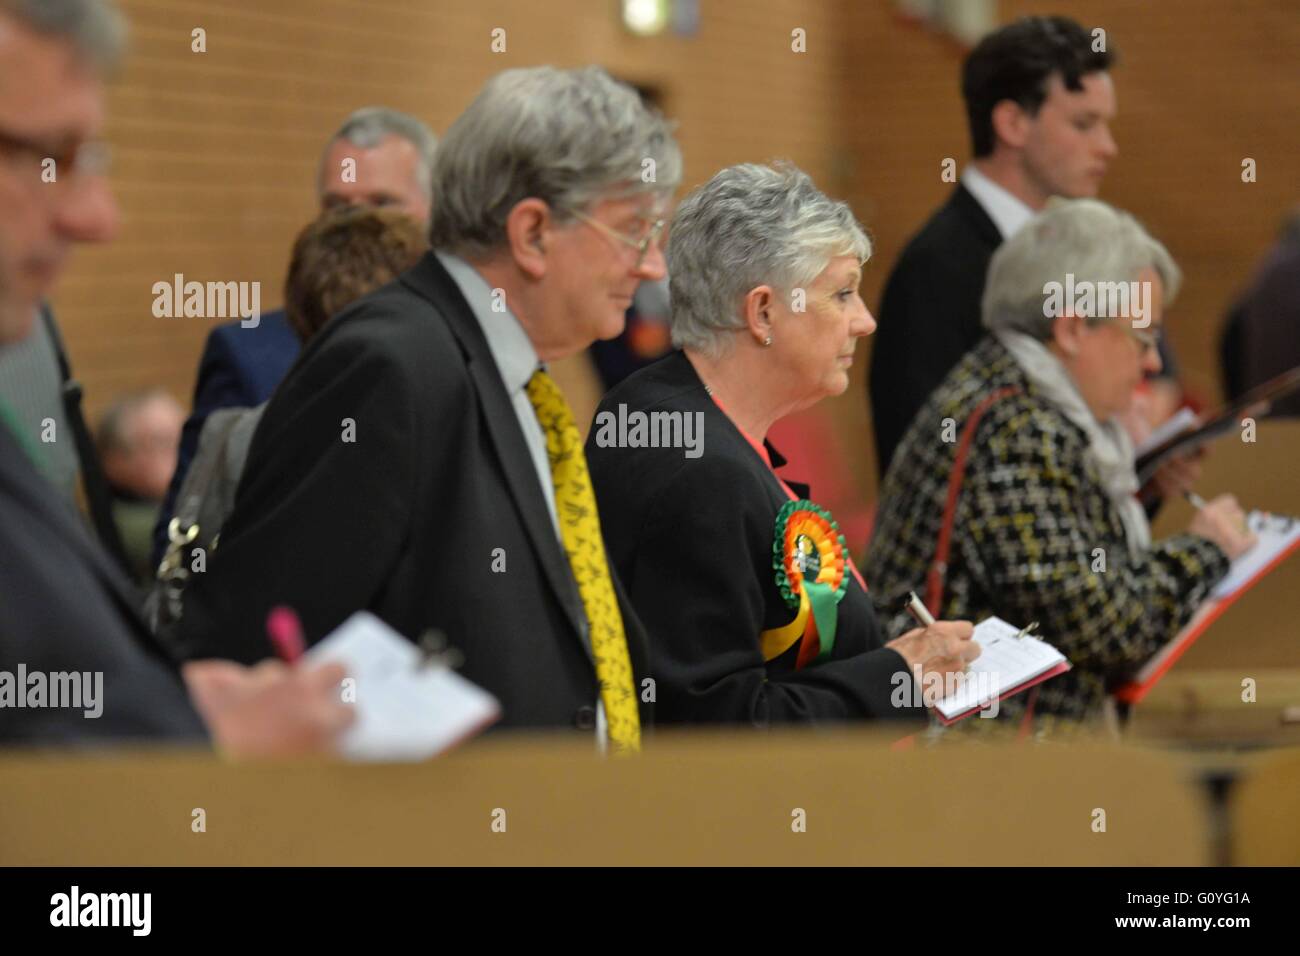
[{"xmin": 994, "ymin": 330, "xmax": 1151, "ymax": 558}]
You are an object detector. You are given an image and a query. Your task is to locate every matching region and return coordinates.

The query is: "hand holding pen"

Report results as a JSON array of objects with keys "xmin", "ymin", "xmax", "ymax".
[
  {"xmin": 1184, "ymin": 491, "xmax": 1258, "ymax": 559},
  {"xmin": 886, "ymin": 591, "xmax": 980, "ymax": 678}
]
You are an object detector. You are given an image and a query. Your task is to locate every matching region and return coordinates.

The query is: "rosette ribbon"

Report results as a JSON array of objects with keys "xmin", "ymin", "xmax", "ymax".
[{"xmin": 760, "ymin": 500, "xmax": 850, "ymax": 669}]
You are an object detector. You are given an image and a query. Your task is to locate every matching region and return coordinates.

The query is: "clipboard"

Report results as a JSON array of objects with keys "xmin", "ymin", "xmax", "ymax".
[
  {"xmin": 1135, "ymin": 365, "xmax": 1300, "ymax": 484},
  {"xmin": 1113, "ymin": 512, "xmax": 1300, "ymax": 704},
  {"xmin": 932, "ymin": 617, "xmax": 1072, "ymax": 724}
]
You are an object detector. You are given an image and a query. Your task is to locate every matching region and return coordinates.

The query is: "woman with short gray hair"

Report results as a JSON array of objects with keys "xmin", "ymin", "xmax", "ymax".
[
  {"xmin": 588, "ymin": 162, "xmax": 979, "ymax": 727},
  {"xmin": 866, "ymin": 197, "xmax": 1256, "ymax": 727}
]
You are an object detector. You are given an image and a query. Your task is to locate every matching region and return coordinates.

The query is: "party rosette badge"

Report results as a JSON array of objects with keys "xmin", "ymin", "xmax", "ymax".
[{"xmin": 760, "ymin": 500, "xmax": 850, "ymax": 669}]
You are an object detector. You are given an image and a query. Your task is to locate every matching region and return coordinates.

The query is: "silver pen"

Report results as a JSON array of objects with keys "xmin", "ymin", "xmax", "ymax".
[
  {"xmin": 904, "ymin": 590, "xmax": 937, "ymax": 628},
  {"xmin": 903, "ymin": 591, "xmax": 947, "ymax": 737}
]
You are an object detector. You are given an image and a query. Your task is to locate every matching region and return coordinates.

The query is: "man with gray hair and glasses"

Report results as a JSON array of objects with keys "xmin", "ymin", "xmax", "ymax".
[
  {"xmin": 177, "ymin": 66, "xmax": 680, "ymax": 752},
  {"xmin": 150, "ymin": 104, "xmax": 438, "ymax": 568}
]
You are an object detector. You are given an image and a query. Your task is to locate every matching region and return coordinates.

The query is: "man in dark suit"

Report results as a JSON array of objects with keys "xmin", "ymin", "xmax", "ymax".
[
  {"xmin": 0, "ymin": 304, "xmax": 134, "ymax": 575},
  {"xmin": 2, "ymin": 409, "xmax": 205, "ymax": 742},
  {"xmin": 868, "ymin": 16, "xmax": 1117, "ymax": 475},
  {"xmin": 175, "ymin": 66, "xmax": 682, "ymax": 749},
  {"xmin": 0, "ymin": 0, "xmax": 350, "ymax": 751},
  {"xmin": 151, "ymin": 106, "xmax": 439, "ymax": 567}
]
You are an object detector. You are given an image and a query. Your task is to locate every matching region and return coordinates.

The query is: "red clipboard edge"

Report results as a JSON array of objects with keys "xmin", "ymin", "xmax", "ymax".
[
  {"xmin": 935, "ymin": 660, "xmax": 1073, "ymax": 726},
  {"xmin": 1113, "ymin": 533, "xmax": 1300, "ymax": 705}
]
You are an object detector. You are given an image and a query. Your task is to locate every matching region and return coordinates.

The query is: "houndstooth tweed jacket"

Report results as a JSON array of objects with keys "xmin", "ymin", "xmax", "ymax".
[{"xmin": 864, "ymin": 336, "xmax": 1229, "ymax": 720}]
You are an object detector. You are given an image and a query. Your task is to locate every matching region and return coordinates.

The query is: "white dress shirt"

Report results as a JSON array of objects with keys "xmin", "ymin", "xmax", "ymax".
[
  {"xmin": 436, "ymin": 251, "xmax": 561, "ymax": 537},
  {"xmin": 961, "ymin": 164, "xmax": 1035, "ymax": 240}
]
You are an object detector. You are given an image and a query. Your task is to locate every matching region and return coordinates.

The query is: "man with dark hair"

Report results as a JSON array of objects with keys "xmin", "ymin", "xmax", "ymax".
[{"xmin": 868, "ymin": 15, "xmax": 1118, "ymax": 477}]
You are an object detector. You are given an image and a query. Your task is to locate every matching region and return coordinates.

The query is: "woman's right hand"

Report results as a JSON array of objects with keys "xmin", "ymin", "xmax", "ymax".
[
  {"xmin": 886, "ymin": 620, "xmax": 979, "ymax": 679},
  {"xmin": 1188, "ymin": 493, "xmax": 1258, "ymax": 560}
]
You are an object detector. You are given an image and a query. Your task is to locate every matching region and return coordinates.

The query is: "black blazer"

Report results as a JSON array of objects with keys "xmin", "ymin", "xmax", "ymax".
[
  {"xmin": 151, "ymin": 309, "xmax": 300, "ymax": 567},
  {"xmin": 173, "ymin": 252, "xmax": 653, "ymax": 735},
  {"xmin": 586, "ymin": 351, "xmax": 920, "ymax": 726},
  {"xmin": 868, "ymin": 183, "xmax": 1001, "ymax": 476},
  {"xmin": 0, "ymin": 425, "xmax": 205, "ymax": 744}
]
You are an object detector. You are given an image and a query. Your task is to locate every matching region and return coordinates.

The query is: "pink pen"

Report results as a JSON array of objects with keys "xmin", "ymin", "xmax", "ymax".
[{"xmin": 266, "ymin": 605, "xmax": 305, "ymax": 664}]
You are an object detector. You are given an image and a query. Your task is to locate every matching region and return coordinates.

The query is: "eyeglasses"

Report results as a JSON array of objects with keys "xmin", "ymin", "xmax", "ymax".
[
  {"xmin": 570, "ymin": 209, "xmax": 665, "ymax": 269},
  {"xmin": 0, "ymin": 123, "xmax": 111, "ymax": 184},
  {"xmin": 1106, "ymin": 319, "xmax": 1160, "ymax": 355}
]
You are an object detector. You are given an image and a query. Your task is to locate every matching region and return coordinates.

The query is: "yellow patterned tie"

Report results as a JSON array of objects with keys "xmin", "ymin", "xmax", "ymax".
[{"xmin": 525, "ymin": 369, "xmax": 641, "ymax": 753}]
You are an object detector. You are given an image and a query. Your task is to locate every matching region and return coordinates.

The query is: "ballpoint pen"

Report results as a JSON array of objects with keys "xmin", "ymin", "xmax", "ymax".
[
  {"xmin": 903, "ymin": 590, "xmax": 935, "ymax": 628},
  {"xmin": 1185, "ymin": 490, "xmax": 1253, "ymax": 535},
  {"xmin": 266, "ymin": 605, "xmax": 305, "ymax": 664},
  {"xmin": 902, "ymin": 591, "xmax": 948, "ymax": 736}
]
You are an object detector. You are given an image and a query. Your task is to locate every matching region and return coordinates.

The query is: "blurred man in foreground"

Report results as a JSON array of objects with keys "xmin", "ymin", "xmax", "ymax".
[{"xmin": 0, "ymin": 0, "xmax": 350, "ymax": 753}]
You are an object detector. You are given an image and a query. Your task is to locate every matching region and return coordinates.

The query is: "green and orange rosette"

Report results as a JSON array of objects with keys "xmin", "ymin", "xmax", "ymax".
[{"xmin": 761, "ymin": 500, "xmax": 850, "ymax": 669}]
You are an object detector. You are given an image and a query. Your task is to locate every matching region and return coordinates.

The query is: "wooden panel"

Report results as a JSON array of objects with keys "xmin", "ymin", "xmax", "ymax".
[
  {"xmin": 41, "ymin": 0, "xmax": 1298, "ymax": 520},
  {"xmin": 1232, "ymin": 748, "xmax": 1300, "ymax": 865},
  {"xmin": 842, "ymin": 0, "xmax": 1300, "ymax": 501},
  {"xmin": 1129, "ymin": 669, "xmax": 1300, "ymax": 748},
  {"xmin": 52, "ymin": 0, "xmax": 856, "ymax": 434},
  {"xmin": 0, "ymin": 730, "xmax": 1209, "ymax": 865}
]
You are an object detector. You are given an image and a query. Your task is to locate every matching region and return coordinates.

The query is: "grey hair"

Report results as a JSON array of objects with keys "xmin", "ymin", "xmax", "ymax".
[
  {"xmin": 428, "ymin": 65, "xmax": 681, "ymax": 257},
  {"xmin": 667, "ymin": 162, "xmax": 871, "ymax": 358},
  {"xmin": 0, "ymin": 0, "xmax": 126, "ymax": 72},
  {"xmin": 321, "ymin": 106, "xmax": 438, "ymax": 200},
  {"xmin": 982, "ymin": 197, "xmax": 1182, "ymax": 341}
]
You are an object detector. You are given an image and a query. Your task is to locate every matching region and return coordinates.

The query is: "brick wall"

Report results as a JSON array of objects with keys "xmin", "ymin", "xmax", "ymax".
[{"xmin": 50, "ymin": 0, "xmax": 1298, "ymax": 516}]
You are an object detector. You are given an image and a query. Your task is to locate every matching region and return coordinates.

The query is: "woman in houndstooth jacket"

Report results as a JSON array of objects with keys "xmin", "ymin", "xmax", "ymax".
[{"xmin": 866, "ymin": 198, "xmax": 1258, "ymax": 724}]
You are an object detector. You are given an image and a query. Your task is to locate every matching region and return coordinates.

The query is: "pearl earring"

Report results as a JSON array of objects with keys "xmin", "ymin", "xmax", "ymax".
[{"xmin": 763, "ymin": 335, "xmax": 773, "ymax": 347}]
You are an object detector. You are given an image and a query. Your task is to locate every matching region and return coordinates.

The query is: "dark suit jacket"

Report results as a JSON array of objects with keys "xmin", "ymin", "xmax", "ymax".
[
  {"xmin": 868, "ymin": 184, "xmax": 1001, "ymax": 477},
  {"xmin": 152, "ymin": 310, "xmax": 300, "ymax": 566},
  {"xmin": 587, "ymin": 351, "xmax": 920, "ymax": 726},
  {"xmin": 173, "ymin": 253, "xmax": 653, "ymax": 735},
  {"xmin": 1225, "ymin": 239, "xmax": 1300, "ymax": 416},
  {"xmin": 0, "ymin": 425, "xmax": 206, "ymax": 744}
]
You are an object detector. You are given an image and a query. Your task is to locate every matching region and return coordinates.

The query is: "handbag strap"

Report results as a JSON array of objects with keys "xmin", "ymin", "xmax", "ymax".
[{"xmin": 924, "ymin": 386, "xmax": 1021, "ymax": 615}]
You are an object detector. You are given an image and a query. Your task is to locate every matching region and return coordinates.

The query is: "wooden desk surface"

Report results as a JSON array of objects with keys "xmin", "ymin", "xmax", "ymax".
[
  {"xmin": 0, "ymin": 730, "xmax": 1210, "ymax": 865},
  {"xmin": 1232, "ymin": 747, "xmax": 1300, "ymax": 865},
  {"xmin": 1129, "ymin": 668, "xmax": 1300, "ymax": 748}
]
